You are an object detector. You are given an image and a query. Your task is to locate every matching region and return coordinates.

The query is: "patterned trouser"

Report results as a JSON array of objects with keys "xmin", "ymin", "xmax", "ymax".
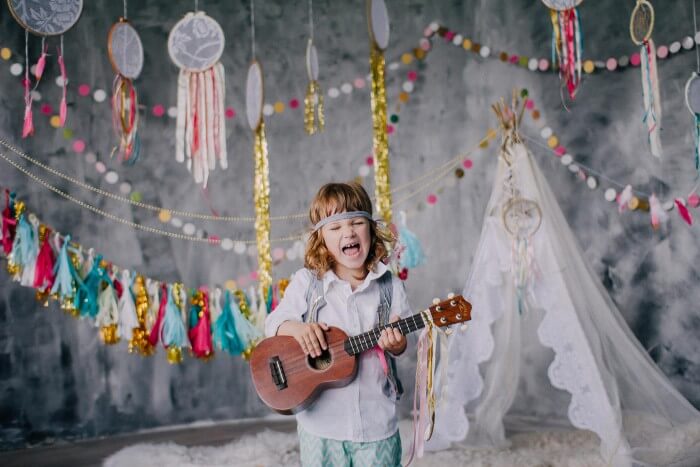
[{"xmin": 298, "ymin": 426, "xmax": 402, "ymax": 467}]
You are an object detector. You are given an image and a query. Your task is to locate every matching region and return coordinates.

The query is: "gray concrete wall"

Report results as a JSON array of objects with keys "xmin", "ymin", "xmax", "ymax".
[{"xmin": 0, "ymin": 0, "xmax": 698, "ymax": 449}]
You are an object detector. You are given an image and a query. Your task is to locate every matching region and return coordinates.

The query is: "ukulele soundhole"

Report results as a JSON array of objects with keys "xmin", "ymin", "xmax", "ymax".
[{"xmin": 308, "ymin": 348, "xmax": 332, "ymax": 370}]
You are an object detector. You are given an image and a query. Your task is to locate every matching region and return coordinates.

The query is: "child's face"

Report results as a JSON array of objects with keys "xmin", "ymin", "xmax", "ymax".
[{"xmin": 321, "ymin": 216, "xmax": 371, "ymax": 277}]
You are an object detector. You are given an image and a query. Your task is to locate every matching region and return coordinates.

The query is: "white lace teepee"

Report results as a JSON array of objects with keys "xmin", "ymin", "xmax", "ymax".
[{"xmin": 428, "ymin": 132, "xmax": 700, "ymax": 466}]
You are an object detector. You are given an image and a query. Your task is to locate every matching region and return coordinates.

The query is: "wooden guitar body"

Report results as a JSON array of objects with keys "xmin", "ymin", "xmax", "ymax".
[{"xmin": 249, "ymin": 326, "xmax": 358, "ymax": 415}]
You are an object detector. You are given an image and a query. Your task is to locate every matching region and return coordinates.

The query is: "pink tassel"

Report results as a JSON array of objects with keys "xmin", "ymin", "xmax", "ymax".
[
  {"xmin": 22, "ymin": 104, "xmax": 34, "ymax": 138},
  {"xmin": 2, "ymin": 191, "xmax": 17, "ymax": 254},
  {"xmin": 675, "ymin": 198, "xmax": 693, "ymax": 226},
  {"xmin": 617, "ymin": 185, "xmax": 633, "ymax": 213},
  {"xmin": 649, "ymin": 194, "xmax": 667, "ymax": 230},
  {"xmin": 34, "ymin": 47, "xmax": 47, "ymax": 81},
  {"xmin": 33, "ymin": 228, "xmax": 56, "ymax": 291},
  {"xmin": 189, "ymin": 289, "xmax": 214, "ymax": 359},
  {"xmin": 147, "ymin": 284, "xmax": 168, "ymax": 346},
  {"xmin": 57, "ymin": 49, "xmax": 67, "ymax": 127}
]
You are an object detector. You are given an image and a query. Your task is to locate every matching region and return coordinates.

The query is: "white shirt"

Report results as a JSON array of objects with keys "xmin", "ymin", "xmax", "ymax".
[{"xmin": 264, "ymin": 262, "xmax": 412, "ymax": 442}]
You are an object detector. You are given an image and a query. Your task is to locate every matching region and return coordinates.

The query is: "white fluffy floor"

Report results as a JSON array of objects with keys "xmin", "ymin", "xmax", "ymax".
[{"xmin": 103, "ymin": 421, "xmax": 607, "ymax": 467}]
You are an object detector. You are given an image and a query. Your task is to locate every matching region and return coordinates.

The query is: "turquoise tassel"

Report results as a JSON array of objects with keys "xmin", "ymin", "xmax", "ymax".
[
  {"xmin": 213, "ymin": 291, "xmax": 245, "ymax": 355},
  {"xmin": 265, "ymin": 285, "xmax": 273, "ymax": 313},
  {"xmin": 162, "ymin": 285, "xmax": 188, "ymax": 349},
  {"xmin": 51, "ymin": 235, "xmax": 76, "ymax": 299},
  {"xmin": 398, "ymin": 212, "xmax": 426, "ymax": 269},
  {"xmin": 75, "ymin": 254, "xmax": 110, "ymax": 319},
  {"xmin": 228, "ymin": 290, "xmax": 262, "ymax": 350}
]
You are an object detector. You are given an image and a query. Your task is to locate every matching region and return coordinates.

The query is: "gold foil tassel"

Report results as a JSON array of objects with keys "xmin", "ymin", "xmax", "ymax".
[
  {"xmin": 369, "ymin": 44, "xmax": 392, "ymax": 223},
  {"xmin": 129, "ymin": 274, "xmax": 155, "ymax": 356},
  {"xmin": 166, "ymin": 346, "xmax": 183, "ymax": 364},
  {"xmin": 304, "ymin": 80, "xmax": 325, "ymax": 135},
  {"xmin": 253, "ymin": 122, "xmax": 272, "ymax": 298},
  {"xmin": 100, "ymin": 324, "xmax": 120, "ymax": 345}
]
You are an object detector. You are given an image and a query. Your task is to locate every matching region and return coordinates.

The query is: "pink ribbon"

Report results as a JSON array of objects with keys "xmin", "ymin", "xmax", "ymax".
[{"xmin": 57, "ymin": 47, "xmax": 67, "ymax": 127}]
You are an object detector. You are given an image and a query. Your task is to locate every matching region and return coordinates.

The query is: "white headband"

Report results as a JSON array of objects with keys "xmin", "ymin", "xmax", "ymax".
[{"xmin": 313, "ymin": 211, "xmax": 372, "ymax": 232}]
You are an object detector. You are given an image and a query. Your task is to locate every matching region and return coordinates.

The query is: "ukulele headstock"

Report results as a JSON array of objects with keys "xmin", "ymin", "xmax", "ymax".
[{"xmin": 426, "ymin": 294, "xmax": 472, "ymax": 331}]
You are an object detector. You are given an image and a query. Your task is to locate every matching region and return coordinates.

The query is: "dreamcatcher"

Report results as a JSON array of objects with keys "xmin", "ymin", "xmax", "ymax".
[
  {"xmin": 542, "ymin": 0, "xmax": 583, "ymax": 101},
  {"xmin": 245, "ymin": 0, "xmax": 272, "ymax": 306},
  {"xmin": 7, "ymin": 0, "xmax": 83, "ymax": 138},
  {"xmin": 168, "ymin": 6, "xmax": 227, "ymax": 187},
  {"xmin": 304, "ymin": 0, "xmax": 324, "ymax": 135},
  {"xmin": 367, "ymin": 0, "xmax": 393, "ymax": 223},
  {"xmin": 107, "ymin": 1, "xmax": 144, "ymax": 165},
  {"xmin": 631, "ymin": 0, "xmax": 662, "ymax": 158}
]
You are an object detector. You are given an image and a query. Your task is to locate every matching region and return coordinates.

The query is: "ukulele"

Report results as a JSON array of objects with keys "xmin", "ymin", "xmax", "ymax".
[{"xmin": 249, "ymin": 294, "xmax": 472, "ymax": 414}]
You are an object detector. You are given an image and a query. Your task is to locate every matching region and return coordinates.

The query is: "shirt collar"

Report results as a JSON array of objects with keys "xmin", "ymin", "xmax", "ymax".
[{"xmin": 322, "ymin": 261, "xmax": 390, "ymax": 295}]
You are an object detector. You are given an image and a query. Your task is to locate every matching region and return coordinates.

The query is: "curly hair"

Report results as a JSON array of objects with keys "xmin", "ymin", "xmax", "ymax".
[{"xmin": 304, "ymin": 182, "xmax": 394, "ymax": 278}]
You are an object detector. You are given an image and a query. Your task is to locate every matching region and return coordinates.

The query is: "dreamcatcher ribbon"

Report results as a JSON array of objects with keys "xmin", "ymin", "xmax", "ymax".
[{"xmin": 549, "ymin": 7, "xmax": 582, "ymax": 100}]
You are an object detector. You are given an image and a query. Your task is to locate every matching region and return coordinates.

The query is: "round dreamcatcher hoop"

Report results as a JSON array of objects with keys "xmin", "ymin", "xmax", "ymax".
[
  {"xmin": 502, "ymin": 197, "xmax": 542, "ymax": 240},
  {"xmin": 629, "ymin": 0, "xmax": 655, "ymax": 46}
]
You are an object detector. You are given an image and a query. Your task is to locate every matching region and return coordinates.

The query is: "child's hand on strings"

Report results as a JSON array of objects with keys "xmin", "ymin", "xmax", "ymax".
[
  {"xmin": 277, "ymin": 321, "xmax": 329, "ymax": 357},
  {"xmin": 378, "ymin": 315, "xmax": 407, "ymax": 356}
]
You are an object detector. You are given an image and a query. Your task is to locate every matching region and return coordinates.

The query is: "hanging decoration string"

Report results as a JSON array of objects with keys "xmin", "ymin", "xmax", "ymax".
[{"xmin": 304, "ymin": 0, "xmax": 324, "ymax": 135}]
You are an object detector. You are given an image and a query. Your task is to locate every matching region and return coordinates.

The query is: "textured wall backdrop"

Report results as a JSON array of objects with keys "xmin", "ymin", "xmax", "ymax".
[{"xmin": 0, "ymin": 0, "xmax": 699, "ymax": 449}]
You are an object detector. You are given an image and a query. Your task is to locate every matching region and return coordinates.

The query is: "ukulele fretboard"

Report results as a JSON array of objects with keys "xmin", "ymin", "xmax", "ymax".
[{"xmin": 343, "ymin": 312, "xmax": 426, "ymax": 355}]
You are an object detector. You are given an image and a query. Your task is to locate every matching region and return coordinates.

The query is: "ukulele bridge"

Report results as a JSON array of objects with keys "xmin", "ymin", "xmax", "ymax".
[{"xmin": 269, "ymin": 356, "xmax": 287, "ymax": 390}]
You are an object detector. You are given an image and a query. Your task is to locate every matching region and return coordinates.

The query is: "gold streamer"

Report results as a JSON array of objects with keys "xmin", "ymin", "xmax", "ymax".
[
  {"xmin": 253, "ymin": 122, "xmax": 272, "ymax": 298},
  {"xmin": 304, "ymin": 80, "xmax": 325, "ymax": 135},
  {"xmin": 369, "ymin": 44, "xmax": 392, "ymax": 223}
]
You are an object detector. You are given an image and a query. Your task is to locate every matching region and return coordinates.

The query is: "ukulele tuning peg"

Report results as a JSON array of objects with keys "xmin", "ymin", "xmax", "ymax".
[
  {"xmin": 447, "ymin": 292, "xmax": 455, "ymax": 299},
  {"xmin": 432, "ymin": 298, "xmax": 440, "ymax": 305}
]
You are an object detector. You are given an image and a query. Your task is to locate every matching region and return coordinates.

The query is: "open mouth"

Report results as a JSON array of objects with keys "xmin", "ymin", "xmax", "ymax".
[{"xmin": 341, "ymin": 242, "xmax": 361, "ymax": 257}]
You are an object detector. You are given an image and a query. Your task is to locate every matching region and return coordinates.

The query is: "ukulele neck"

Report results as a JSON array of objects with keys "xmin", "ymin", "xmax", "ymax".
[{"xmin": 343, "ymin": 312, "xmax": 427, "ymax": 356}]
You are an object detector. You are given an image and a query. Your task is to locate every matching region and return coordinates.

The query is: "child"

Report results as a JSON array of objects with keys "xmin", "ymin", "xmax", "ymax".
[{"xmin": 264, "ymin": 181, "xmax": 412, "ymax": 467}]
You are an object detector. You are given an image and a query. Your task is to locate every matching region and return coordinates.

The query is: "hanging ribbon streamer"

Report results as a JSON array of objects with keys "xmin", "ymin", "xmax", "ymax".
[
  {"xmin": 368, "ymin": 3, "xmax": 393, "ymax": 223},
  {"xmin": 22, "ymin": 32, "xmax": 34, "ymax": 138},
  {"xmin": 57, "ymin": 38, "xmax": 68, "ymax": 127},
  {"xmin": 111, "ymin": 75, "xmax": 140, "ymax": 163},
  {"xmin": 169, "ymin": 11, "xmax": 228, "ymax": 187},
  {"xmin": 549, "ymin": 7, "xmax": 583, "ymax": 101},
  {"xmin": 640, "ymin": 39, "xmax": 662, "ymax": 157},
  {"xmin": 253, "ymin": 122, "xmax": 272, "ymax": 297}
]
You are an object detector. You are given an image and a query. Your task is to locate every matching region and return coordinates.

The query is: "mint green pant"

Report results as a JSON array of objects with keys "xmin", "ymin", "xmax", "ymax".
[{"xmin": 298, "ymin": 426, "xmax": 402, "ymax": 467}]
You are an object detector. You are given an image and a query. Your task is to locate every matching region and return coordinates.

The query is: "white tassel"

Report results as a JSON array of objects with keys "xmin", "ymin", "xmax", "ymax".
[
  {"xmin": 210, "ymin": 287, "xmax": 223, "ymax": 323},
  {"xmin": 117, "ymin": 270, "xmax": 139, "ymax": 340},
  {"xmin": 19, "ymin": 220, "xmax": 39, "ymax": 287},
  {"xmin": 96, "ymin": 284, "xmax": 119, "ymax": 328},
  {"xmin": 184, "ymin": 72, "xmax": 194, "ymax": 173}
]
